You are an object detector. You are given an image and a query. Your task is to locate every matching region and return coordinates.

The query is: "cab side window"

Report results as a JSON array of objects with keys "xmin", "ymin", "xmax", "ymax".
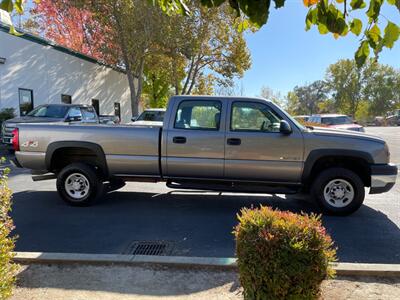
[
  {"xmin": 68, "ymin": 107, "xmax": 82, "ymax": 119},
  {"xmin": 81, "ymin": 107, "xmax": 97, "ymax": 122},
  {"xmin": 230, "ymin": 102, "xmax": 281, "ymax": 132},
  {"xmin": 174, "ymin": 100, "xmax": 222, "ymax": 130}
]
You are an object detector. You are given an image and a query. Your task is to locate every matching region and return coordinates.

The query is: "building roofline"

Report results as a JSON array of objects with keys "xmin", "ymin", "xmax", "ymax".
[{"xmin": 0, "ymin": 23, "xmax": 126, "ymax": 74}]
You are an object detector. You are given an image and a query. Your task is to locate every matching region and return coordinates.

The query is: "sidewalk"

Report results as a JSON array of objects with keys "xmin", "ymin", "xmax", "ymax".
[{"xmin": 11, "ymin": 263, "xmax": 400, "ymax": 300}]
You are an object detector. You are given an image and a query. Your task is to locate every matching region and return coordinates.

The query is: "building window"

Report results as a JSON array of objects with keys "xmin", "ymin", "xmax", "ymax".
[
  {"xmin": 92, "ymin": 99, "xmax": 100, "ymax": 115},
  {"xmin": 19, "ymin": 88, "xmax": 33, "ymax": 116},
  {"xmin": 61, "ymin": 94, "xmax": 72, "ymax": 104},
  {"xmin": 114, "ymin": 102, "xmax": 121, "ymax": 120}
]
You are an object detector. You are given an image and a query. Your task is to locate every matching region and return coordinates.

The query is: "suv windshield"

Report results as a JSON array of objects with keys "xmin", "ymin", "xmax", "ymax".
[
  {"xmin": 321, "ymin": 116, "xmax": 353, "ymax": 125},
  {"xmin": 137, "ymin": 110, "xmax": 165, "ymax": 121},
  {"xmin": 27, "ymin": 105, "xmax": 69, "ymax": 118}
]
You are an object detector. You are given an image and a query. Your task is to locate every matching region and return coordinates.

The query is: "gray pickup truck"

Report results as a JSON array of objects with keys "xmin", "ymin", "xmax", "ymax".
[{"xmin": 13, "ymin": 96, "xmax": 397, "ymax": 215}]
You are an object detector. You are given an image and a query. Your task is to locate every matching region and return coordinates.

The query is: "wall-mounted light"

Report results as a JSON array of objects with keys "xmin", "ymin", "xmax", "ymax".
[{"xmin": 0, "ymin": 57, "xmax": 6, "ymax": 64}]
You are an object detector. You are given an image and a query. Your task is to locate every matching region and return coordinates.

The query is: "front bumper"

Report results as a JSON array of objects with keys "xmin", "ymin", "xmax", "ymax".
[{"xmin": 370, "ymin": 163, "xmax": 398, "ymax": 194}]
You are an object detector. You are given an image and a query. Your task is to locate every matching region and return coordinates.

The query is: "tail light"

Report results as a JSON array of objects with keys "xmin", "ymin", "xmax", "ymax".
[{"xmin": 12, "ymin": 128, "xmax": 19, "ymax": 151}]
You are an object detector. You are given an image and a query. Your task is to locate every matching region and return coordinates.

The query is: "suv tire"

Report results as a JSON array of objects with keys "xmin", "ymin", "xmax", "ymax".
[
  {"xmin": 311, "ymin": 167, "xmax": 365, "ymax": 216},
  {"xmin": 56, "ymin": 163, "xmax": 104, "ymax": 206}
]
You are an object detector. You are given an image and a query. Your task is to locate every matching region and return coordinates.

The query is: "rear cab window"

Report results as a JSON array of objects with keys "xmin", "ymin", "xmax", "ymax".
[{"xmin": 174, "ymin": 100, "xmax": 222, "ymax": 131}]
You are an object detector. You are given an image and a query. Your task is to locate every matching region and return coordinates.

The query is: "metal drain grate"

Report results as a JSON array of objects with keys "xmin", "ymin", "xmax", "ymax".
[{"xmin": 125, "ymin": 241, "xmax": 173, "ymax": 256}]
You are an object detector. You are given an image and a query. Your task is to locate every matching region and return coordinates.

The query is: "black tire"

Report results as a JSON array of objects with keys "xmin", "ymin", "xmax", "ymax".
[
  {"xmin": 311, "ymin": 167, "xmax": 365, "ymax": 216},
  {"xmin": 56, "ymin": 163, "xmax": 104, "ymax": 206}
]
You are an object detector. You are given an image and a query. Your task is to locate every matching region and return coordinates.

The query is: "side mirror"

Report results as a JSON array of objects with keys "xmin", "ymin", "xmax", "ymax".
[
  {"xmin": 66, "ymin": 116, "xmax": 82, "ymax": 122},
  {"xmin": 131, "ymin": 116, "xmax": 137, "ymax": 122},
  {"xmin": 354, "ymin": 120, "xmax": 358, "ymax": 124},
  {"xmin": 279, "ymin": 120, "xmax": 292, "ymax": 134}
]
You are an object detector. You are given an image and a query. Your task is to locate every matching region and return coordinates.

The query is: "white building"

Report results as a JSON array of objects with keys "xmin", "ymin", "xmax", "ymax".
[{"xmin": 0, "ymin": 24, "xmax": 134, "ymax": 123}]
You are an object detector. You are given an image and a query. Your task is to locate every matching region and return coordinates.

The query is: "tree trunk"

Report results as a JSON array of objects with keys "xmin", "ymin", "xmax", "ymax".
[{"xmin": 127, "ymin": 70, "xmax": 139, "ymax": 117}]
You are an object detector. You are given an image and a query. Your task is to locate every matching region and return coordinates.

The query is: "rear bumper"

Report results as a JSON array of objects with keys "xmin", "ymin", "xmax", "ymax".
[{"xmin": 370, "ymin": 163, "xmax": 398, "ymax": 194}]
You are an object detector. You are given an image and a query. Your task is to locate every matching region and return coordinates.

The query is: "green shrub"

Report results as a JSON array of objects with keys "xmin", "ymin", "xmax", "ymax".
[
  {"xmin": 0, "ymin": 158, "xmax": 17, "ymax": 300},
  {"xmin": 234, "ymin": 206, "xmax": 336, "ymax": 300}
]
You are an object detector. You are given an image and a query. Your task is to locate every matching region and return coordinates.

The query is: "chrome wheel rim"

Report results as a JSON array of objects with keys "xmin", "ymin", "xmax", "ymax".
[
  {"xmin": 65, "ymin": 173, "xmax": 90, "ymax": 201},
  {"xmin": 323, "ymin": 179, "xmax": 354, "ymax": 208}
]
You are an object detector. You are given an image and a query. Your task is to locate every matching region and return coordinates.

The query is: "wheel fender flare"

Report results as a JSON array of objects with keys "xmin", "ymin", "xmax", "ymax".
[
  {"xmin": 45, "ymin": 141, "xmax": 108, "ymax": 176},
  {"xmin": 302, "ymin": 149, "xmax": 373, "ymax": 183}
]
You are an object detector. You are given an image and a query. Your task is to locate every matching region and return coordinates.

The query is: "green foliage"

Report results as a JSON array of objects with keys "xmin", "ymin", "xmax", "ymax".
[
  {"xmin": 287, "ymin": 81, "xmax": 327, "ymax": 115},
  {"xmin": 355, "ymin": 40, "xmax": 370, "ymax": 68},
  {"xmin": 383, "ymin": 22, "xmax": 400, "ymax": 49},
  {"xmin": 350, "ymin": 18, "xmax": 362, "ymax": 36},
  {"xmin": 287, "ymin": 59, "xmax": 400, "ymax": 121},
  {"xmin": 0, "ymin": 0, "xmax": 23, "ymax": 35},
  {"xmin": 0, "ymin": 108, "xmax": 15, "ymax": 124},
  {"xmin": 234, "ymin": 206, "xmax": 336, "ymax": 300},
  {"xmin": 160, "ymin": 1, "xmax": 251, "ymax": 95},
  {"xmin": 0, "ymin": 158, "xmax": 17, "ymax": 300}
]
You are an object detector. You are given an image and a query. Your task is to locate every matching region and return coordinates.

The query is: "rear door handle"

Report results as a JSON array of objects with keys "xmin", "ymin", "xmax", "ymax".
[
  {"xmin": 227, "ymin": 138, "xmax": 241, "ymax": 146},
  {"xmin": 173, "ymin": 136, "xmax": 187, "ymax": 144}
]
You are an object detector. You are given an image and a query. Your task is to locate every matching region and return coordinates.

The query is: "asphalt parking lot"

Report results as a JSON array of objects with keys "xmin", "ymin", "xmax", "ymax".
[{"xmin": 5, "ymin": 127, "xmax": 400, "ymax": 263}]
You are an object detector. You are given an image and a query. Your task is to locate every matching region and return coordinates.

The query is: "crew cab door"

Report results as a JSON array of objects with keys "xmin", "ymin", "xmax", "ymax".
[
  {"xmin": 165, "ymin": 99, "xmax": 226, "ymax": 178},
  {"xmin": 224, "ymin": 100, "xmax": 304, "ymax": 183}
]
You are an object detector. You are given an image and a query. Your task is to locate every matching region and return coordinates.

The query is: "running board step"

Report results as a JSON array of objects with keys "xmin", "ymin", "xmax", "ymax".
[
  {"xmin": 32, "ymin": 174, "xmax": 57, "ymax": 181},
  {"xmin": 166, "ymin": 180, "xmax": 299, "ymax": 194}
]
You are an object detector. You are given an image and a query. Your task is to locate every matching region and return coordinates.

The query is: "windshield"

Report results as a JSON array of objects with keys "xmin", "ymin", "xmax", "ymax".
[
  {"xmin": 27, "ymin": 105, "xmax": 69, "ymax": 118},
  {"xmin": 137, "ymin": 110, "xmax": 165, "ymax": 121},
  {"xmin": 322, "ymin": 116, "xmax": 353, "ymax": 125}
]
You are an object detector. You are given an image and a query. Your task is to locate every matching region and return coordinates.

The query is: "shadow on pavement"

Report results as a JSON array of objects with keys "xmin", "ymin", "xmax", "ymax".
[{"xmin": 11, "ymin": 189, "xmax": 400, "ymax": 263}]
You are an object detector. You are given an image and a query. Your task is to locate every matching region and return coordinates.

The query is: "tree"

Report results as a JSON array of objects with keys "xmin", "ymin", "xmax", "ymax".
[
  {"xmin": 325, "ymin": 59, "xmax": 400, "ymax": 119},
  {"xmin": 325, "ymin": 59, "xmax": 366, "ymax": 117},
  {"xmin": 153, "ymin": 0, "xmax": 400, "ymax": 67},
  {"xmin": 31, "ymin": 0, "xmax": 111, "ymax": 62},
  {"xmin": 289, "ymin": 81, "xmax": 328, "ymax": 115},
  {"xmin": 3, "ymin": 0, "xmax": 400, "ymax": 67},
  {"xmin": 259, "ymin": 86, "xmax": 283, "ymax": 106},
  {"xmin": 142, "ymin": 54, "xmax": 176, "ymax": 108},
  {"xmin": 214, "ymin": 80, "xmax": 245, "ymax": 96},
  {"xmin": 161, "ymin": 1, "xmax": 251, "ymax": 96},
  {"xmin": 362, "ymin": 62, "xmax": 400, "ymax": 116}
]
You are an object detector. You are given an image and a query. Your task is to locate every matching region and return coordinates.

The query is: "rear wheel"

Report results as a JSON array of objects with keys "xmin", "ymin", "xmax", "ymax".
[
  {"xmin": 56, "ymin": 163, "xmax": 104, "ymax": 206},
  {"xmin": 311, "ymin": 167, "xmax": 365, "ymax": 216}
]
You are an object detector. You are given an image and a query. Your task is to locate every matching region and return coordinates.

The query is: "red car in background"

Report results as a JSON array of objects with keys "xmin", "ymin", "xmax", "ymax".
[{"xmin": 308, "ymin": 114, "xmax": 365, "ymax": 132}]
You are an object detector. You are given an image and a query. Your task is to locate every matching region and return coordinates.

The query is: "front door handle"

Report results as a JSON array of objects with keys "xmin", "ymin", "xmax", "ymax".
[
  {"xmin": 227, "ymin": 138, "xmax": 241, "ymax": 146},
  {"xmin": 173, "ymin": 136, "xmax": 187, "ymax": 144}
]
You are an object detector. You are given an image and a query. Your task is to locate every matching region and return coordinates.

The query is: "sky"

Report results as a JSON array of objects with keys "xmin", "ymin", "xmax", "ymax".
[{"xmin": 241, "ymin": 1, "xmax": 400, "ymax": 97}]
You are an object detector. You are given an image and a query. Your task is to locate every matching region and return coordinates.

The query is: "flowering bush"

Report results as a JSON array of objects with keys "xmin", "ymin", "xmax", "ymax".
[
  {"xmin": 234, "ymin": 206, "xmax": 336, "ymax": 300},
  {"xmin": 0, "ymin": 158, "xmax": 17, "ymax": 300}
]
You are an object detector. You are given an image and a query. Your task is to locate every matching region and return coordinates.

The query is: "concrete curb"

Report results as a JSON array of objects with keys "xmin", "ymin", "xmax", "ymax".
[{"xmin": 13, "ymin": 252, "xmax": 400, "ymax": 277}]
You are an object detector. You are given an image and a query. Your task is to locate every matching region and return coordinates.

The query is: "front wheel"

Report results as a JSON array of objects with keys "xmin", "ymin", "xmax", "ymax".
[
  {"xmin": 311, "ymin": 167, "xmax": 365, "ymax": 216},
  {"xmin": 56, "ymin": 163, "xmax": 104, "ymax": 206}
]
